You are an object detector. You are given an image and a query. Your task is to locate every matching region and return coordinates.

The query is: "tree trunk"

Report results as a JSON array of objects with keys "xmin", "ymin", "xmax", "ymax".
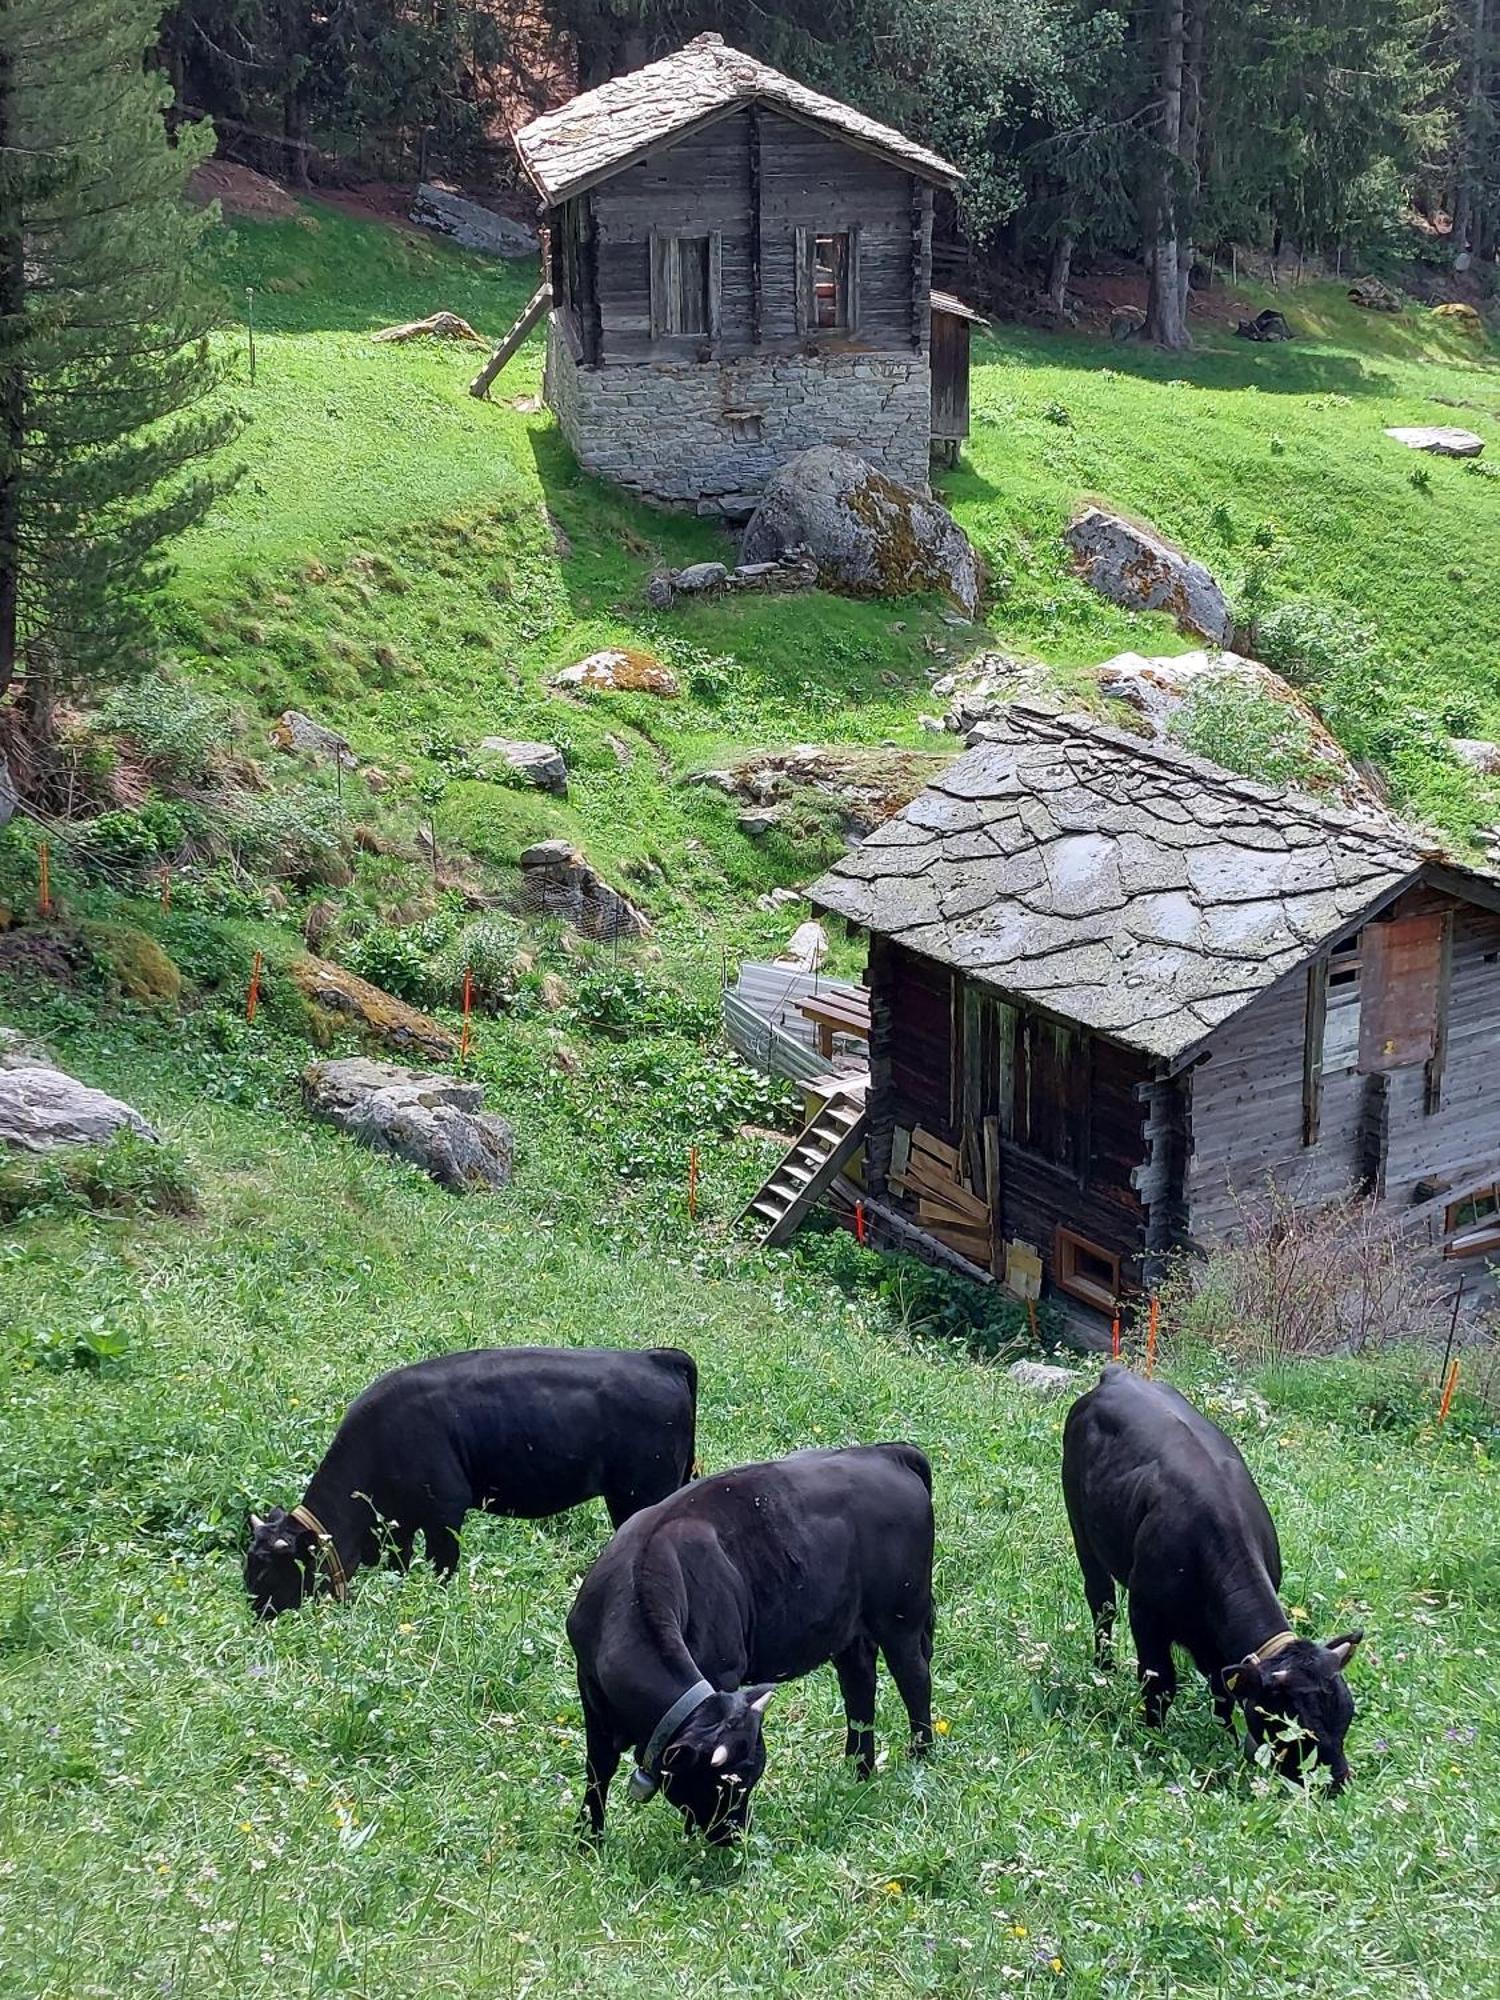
[
  {"xmin": 0, "ymin": 38, "xmax": 25, "ymax": 701},
  {"xmin": 1142, "ymin": 0, "xmax": 1191, "ymax": 349},
  {"xmin": 1453, "ymin": 0, "xmax": 1488, "ymax": 258},
  {"xmin": 1047, "ymin": 230, "xmax": 1075, "ymax": 314}
]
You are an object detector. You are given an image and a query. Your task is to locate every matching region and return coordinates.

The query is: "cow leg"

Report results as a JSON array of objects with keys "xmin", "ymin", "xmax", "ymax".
[
  {"xmin": 833, "ymin": 1639, "xmax": 879, "ymax": 1778},
  {"xmin": 1130, "ymin": 1603, "xmax": 1177, "ymax": 1731},
  {"xmin": 603, "ymin": 1488, "xmax": 646, "ymax": 1532},
  {"xmin": 424, "ymin": 1518, "xmax": 462, "ymax": 1579},
  {"xmin": 882, "ymin": 1613, "xmax": 935, "ymax": 1758},
  {"xmin": 579, "ymin": 1687, "xmax": 621, "ymax": 1844},
  {"xmin": 1064, "ymin": 1500, "xmax": 1117, "ymax": 1670}
]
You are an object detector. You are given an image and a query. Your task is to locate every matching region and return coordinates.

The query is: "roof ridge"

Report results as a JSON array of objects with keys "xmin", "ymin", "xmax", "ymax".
[{"xmin": 999, "ymin": 700, "xmax": 1424, "ymax": 858}]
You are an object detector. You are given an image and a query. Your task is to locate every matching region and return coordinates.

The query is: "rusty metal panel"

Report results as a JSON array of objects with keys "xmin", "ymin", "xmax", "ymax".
[{"xmin": 1358, "ymin": 913, "xmax": 1447, "ymax": 1073}]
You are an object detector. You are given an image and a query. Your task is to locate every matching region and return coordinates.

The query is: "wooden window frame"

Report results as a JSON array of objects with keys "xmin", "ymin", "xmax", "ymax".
[
  {"xmin": 1444, "ymin": 1183, "xmax": 1500, "ymax": 1259},
  {"xmin": 649, "ymin": 230, "xmax": 722, "ymax": 345},
  {"xmin": 795, "ymin": 227, "xmax": 860, "ymax": 336},
  {"xmin": 1054, "ymin": 1226, "xmax": 1122, "ymax": 1313}
]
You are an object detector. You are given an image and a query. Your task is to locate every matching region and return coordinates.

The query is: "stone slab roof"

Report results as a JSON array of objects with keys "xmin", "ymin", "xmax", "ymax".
[
  {"xmin": 515, "ymin": 33, "xmax": 962, "ymax": 206},
  {"xmin": 807, "ymin": 705, "xmax": 1452, "ymax": 1063}
]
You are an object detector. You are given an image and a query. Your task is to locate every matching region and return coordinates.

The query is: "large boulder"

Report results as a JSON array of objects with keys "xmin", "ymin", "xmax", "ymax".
[
  {"xmin": 517, "ymin": 840, "xmax": 652, "ymax": 940},
  {"xmin": 1385, "ymin": 425, "xmax": 1485, "ymax": 459},
  {"xmin": 270, "ymin": 710, "xmax": 357, "ymax": 770},
  {"xmin": 553, "ymin": 650, "xmax": 680, "ymax": 698},
  {"xmin": 1432, "ymin": 301, "xmax": 1485, "ymax": 335},
  {"xmin": 303, "ymin": 1057, "xmax": 513, "ymax": 1191},
  {"xmin": 1450, "ymin": 737, "xmax": 1500, "ymax": 776},
  {"xmin": 410, "ymin": 184, "xmax": 539, "ymax": 259},
  {"xmin": 1064, "ymin": 508, "xmax": 1233, "ymax": 645},
  {"xmin": 291, "ymin": 955, "xmax": 457, "ymax": 1059},
  {"xmin": 741, "ymin": 446, "xmax": 983, "ymax": 615},
  {"xmin": 1348, "ymin": 275, "xmax": 1403, "ymax": 313},
  {"xmin": 475, "ymin": 737, "xmax": 568, "ymax": 794},
  {"xmin": 0, "ymin": 1062, "xmax": 158, "ymax": 1152}
]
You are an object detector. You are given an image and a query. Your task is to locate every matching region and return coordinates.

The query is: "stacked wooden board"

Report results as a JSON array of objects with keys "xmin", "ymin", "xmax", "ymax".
[{"xmin": 889, "ymin": 1123, "xmax": 993, "ymax": 1270}]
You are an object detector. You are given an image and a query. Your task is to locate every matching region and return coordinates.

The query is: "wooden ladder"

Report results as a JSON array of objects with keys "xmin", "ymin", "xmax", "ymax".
[
  {"xmin": 468, "ymin": 283, "xmax": 552, "ymax": 400},
  {"xmin": 743, "ymin": 1088, "xmax": 869, "ymax": 1249}
]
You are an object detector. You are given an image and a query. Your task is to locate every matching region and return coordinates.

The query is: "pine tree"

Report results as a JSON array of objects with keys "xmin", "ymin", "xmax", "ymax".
[{"xmin": 0, "ymin": 0, "xmax": 238, "ymax": 712}]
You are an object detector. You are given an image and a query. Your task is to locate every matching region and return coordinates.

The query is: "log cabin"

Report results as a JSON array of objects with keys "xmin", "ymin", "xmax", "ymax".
[
  {"xmin": 511, "ymin": 34, "xmax": 970, "ymax": 516},
  {"xmin": 805, "ymin": 705, "xmax": 1500, "ymax": 1319}
]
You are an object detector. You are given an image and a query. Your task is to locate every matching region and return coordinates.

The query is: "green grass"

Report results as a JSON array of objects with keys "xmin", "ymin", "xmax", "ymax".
[
  {"xmin": 5, "ymin": 201, "xmax": 1500, "ymax": 1997},
  {"xmin": 2, "ymin": 1012, "xmax": 1498, "ymax": 2000}
]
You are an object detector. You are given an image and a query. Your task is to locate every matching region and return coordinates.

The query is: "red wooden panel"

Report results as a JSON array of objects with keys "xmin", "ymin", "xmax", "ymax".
[{"xmin": 1358, "ymin": 913, "xmax": 1447, "ymax": 1073}]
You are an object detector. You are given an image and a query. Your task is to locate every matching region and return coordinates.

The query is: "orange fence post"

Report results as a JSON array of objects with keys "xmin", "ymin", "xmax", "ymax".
[
  {"xmin": 1026, "ymin": 1295, "xmax": 1038, "ymax": 1345},
  {"xmin": 1111, "ymin": 1309, "xmax": 1121, "ymax": 1362},
  {"xmin": 1145, "ymin": 1295, "xmax": 1160, "ymax": 1378},
  {"xmin": 246, "ymin": 949, "xmax": 263, "ymax": 1024},
  {"xmin": 688, "ymin": 1145, "xmax": 699, "ymax": 1222},
  {"xmin": 854, "ymin": 1199, "xmax": 866, "ymax": 1246},
  {"xmin": 1437, "ymin": 1358, "xmax": 1460, "ymax": 1428},
  {"xmin": 37, "ymin": 840, "xmax": 51, "ymax": 917},
  {"xmin": 160, "ymin": 866, "xmax": 172, "ymax": 912},
  {"xmin": 459, "ymin": 966, "xmax": 474, "ymax": 1061}
]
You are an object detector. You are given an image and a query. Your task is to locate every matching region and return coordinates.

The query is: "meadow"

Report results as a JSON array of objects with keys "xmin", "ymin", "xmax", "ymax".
[{"xmin": 3, "ymin": 198, "xmax": 1500, "ymax": 1998}]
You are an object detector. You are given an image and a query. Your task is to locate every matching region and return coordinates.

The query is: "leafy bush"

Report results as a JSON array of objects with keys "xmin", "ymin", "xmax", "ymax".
[
  {"xmin": 431, "ymin": 911, "xmax": 526, "ymax": 1009},
  {"xmin": 1167, "ymin": 676, "xmax": 1339, "ymax": 790},
  {"xmin": 101, "ymin": 674, "xmax": 235, "ymax": 782},
  {"xmin": 571, "ymin": 968, "xmax": 717, "ymax": 1039},
  {"xmin": 795, "ymin": 1225, "xmax": 1051, "ymax": 1361},
  {"xmin": 76, "ymin": 801, "xmax": 189, "ymax": 875},
  {"xmin": 343, "ymin": 923, "xmax": 435, "ymax": 1004},
  {"xmin": 572, "ymin": 1038, "xmax": 800, "ymax": 1178},
  {"xmin": 0, "ymin": 1131, "xmax": 196, "ymax": 1224},
  {"xmin": 232, "ymin": 784, "xmax": 346, "ymax": 883},
  {"xmin": 1256, "ymin": 600, "xmax": 1379, "ymax": 689}
]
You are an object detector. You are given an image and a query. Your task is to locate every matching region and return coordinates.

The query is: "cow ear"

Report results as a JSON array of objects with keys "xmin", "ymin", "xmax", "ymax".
[
  {"xmin": 742, "ymin": 1684, "xmax": 776, "ymax": 1716},
  {"xmin": 1220, "ymin": 1657, "xmax": 1263, "ymax": 1698},
  {"xmin": 1323, "ymin": 1630, "xmax": 1364, "ymax": 1672}
]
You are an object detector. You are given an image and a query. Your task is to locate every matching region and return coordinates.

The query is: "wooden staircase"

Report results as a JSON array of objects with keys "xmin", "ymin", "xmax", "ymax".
[
  {"xmin": 468, "ymin": 283, "xmax": 552, "ymax": 400},
  {"xmin": 743, "ymin": 1086, "xmax": 869, "ymax": 1248}
]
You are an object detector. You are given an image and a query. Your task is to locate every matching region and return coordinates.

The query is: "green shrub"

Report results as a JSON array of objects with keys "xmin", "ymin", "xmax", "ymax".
[
  {"xmin": 101, "ymin": 674, "xmax": 236, "ymax": 782},
  {"xmin": 1256, "ymin": 600, "xmax": 1379, "ymax": 688},
  {"xmin": 0, "ymin": 1131, "xmax": 196, "ymax": 1224},
  {"xmin": 1167, "ymin": 676, "xmax": 1339, "ymax": 790},
  {"xmin": 431, "ymin": 911, "xmax": 526, "ymax": 1008},
  {"xmin": 232, "ymin": 784, "xmax": 346, "ymax": 883},
  {"xmin": 795, "ymin": 1225, "xmax": 1055, "ymax": 1361},
  {"xmin": 343, "ymin": 923, "xmax": 435, "ymax": 1005},
  {"xmin": 75, "ymin": 801, "xmax": 189, "ymax": 875}
]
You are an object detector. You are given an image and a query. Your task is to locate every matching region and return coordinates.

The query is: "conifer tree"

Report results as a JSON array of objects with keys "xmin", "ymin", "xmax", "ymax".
[{"xmin": 0, "ymin": 0, "xmax": 237, "ymax": 710}]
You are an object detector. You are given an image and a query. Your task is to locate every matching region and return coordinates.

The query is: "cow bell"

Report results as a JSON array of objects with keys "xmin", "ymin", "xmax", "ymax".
[{"xmin": 627, "ymin": 1765, "xmax": 659, "ymax": 1803}]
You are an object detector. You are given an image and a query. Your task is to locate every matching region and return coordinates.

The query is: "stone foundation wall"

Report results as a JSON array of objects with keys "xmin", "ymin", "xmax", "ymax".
[{"xmin": 544, "ymin": 323, "xmax": 932, "ymax": 516}]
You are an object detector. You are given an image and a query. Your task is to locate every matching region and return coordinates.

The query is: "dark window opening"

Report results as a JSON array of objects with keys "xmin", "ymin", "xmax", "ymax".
[
  {"xmin": 1445, "ymin": 1184, "xmax": 1500, "ymax": 1258},
  {"xmin": 1055, "ymin": 1228, "xmax": 1122, "ymax": 1313},
  {"xmin": 813, "ymin": 233, "xmax": 850, "ymax": 329}
]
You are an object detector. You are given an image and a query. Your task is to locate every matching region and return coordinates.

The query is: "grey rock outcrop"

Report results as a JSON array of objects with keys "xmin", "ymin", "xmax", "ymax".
[
  {"xmin": 1385, "ymin": 425, "xmax": 1485, "ymax": 458},
  {"xmin": 270, "ymin": 710, "xmax": 357, "ymax": 770},
  {"xmin": 741, "ymin": 446, "xmax": 983, "ymax": 615},
  {"xmin": 517, "ymin": 839, "xmax": 652, "ymax": 940},
  {"xmin": 0, "ymin": 1062, "xmax": 159, "ymax": 1152},
  {"xmin": 0, "ymin": 1026, "xmax": 49, "ymax": 1071},
  {"xmin": 1064, "ymin": 508, "xmax": 1233, "ymax": 645},
  {"xmin": 475, "ymin": 737, "xmax": 568, "ymax": 793},
  {"xmin": 1451, "ymin": 737, "xmax": 1500, "ymax": 775},
  {"xmin": 303, "ymin": 1057, "xmax": 513, "ymax": 1191},
  {"xmin": 410, "ymin": 184, "xmax": 539, "ymax": 259},
  {"xmin": 1008, "ymin": 1360, "xmax": 1080, "ymax": 1399}
]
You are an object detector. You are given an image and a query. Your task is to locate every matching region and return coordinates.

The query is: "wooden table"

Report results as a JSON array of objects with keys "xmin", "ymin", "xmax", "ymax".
[{"xmin": 796, "ymin": 989, "xmax": 872, "ymax": 1058}]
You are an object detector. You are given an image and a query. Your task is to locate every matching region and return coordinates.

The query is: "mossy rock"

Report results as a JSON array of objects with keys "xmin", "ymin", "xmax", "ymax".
[{"xmin": 80, "ymin": 922, "xmax": 184, "ymax": 1006}]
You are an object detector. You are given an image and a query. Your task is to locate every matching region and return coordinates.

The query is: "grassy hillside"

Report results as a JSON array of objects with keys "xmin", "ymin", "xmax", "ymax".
[{"xmin": 3, "ymin": 199, "xmax": 1500, "ymax": 2000}]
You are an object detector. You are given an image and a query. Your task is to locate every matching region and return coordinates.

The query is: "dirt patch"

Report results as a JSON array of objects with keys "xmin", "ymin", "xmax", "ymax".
[
  {"xmin": 189, "ymin": 160, "xmax": 302, "ymax": 223},
  {"xmin": 1064, "ymin": 261, "xmax": 1253, "ymax": 337},
  {"xmin": 0, "ymin": 926, "xmax": 86, "ymax": 988}
]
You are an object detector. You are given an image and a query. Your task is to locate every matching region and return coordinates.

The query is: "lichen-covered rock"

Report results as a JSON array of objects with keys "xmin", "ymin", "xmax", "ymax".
[
  {"xmin": 1064, "ymin": 508, "xmax": 1233, "ymax": 644},
  {"xmin": 517, "ymin": 841, "xmax": 652, "ymax": 940},
  {"xmin": 1008, "ymin": 1360, "xmax": 1080, "ymax": 1399},
  {"xmin": 1384, "ymin": 425, "xmax": 1485, "ymax": 458},
  {"xmin": 553, "ymin": 649, "xmax": 680, "ymax": 697},
  {"xmin": 475, "ymin": 737, "xmax": 568, "ymax": 793},
  {"xmin": 371, "ymin": 311, "xmax": 485, "ymax": 344},
  {"xmin": 1432, "ymin": 301, "xmax": 1485, "ymax": 334},
  {"xmin": 741, "ymin": 446, "xmax": 983, "ymax": 615},
  {"xmin": 291, "ymin": 956, "xmax": 457, "ymax": 1059},
  {"xmin": 1450, "ymin": 737, "xmax": 1500, "ymax": 775},
  {"xmin": 270, "ymin": 710, "xmax": 357, "ymax": 769},
  {"xmin": 1348, "ymin": 275, "xmax": 1403, "ymax": 312},
  {"xmin": 409, "ymin": 184, "xmax": 539, "ymax": 259},
  {"xmin": 303, "ymin": 1057, "xmax": 513, "ymax": 1191},
  {"xmin": 1110, "ymin": 306, "xmax": 1145, "ymax": 342},
  {"xmin": 0, "ymin": 1064, "xmax": 158, "ymax": 1152},
  {"xmin": 0, "ymin": 1025, "xmax": 51, "ymax": 1071}
]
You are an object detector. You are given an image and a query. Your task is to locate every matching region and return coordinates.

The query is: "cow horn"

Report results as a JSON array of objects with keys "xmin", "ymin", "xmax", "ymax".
[
  {"xmin": 250, "ymin": 1513, "xmax": 265, "ymax": 1533},
  {"xmin": 710, "ymin": 1743, "xmax": 730, "ymax": 1768}
]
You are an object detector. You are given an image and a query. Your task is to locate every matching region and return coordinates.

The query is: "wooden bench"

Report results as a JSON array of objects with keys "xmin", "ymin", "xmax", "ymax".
[{"xmin": 795, "ymin": 989, "xmax": 872, "ymax": 1058}]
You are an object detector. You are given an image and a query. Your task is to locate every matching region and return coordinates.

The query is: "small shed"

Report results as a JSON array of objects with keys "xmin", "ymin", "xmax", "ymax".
[
  {"xmin": 807, "ymin": 705, "xmax": 1500, "ymax": 1316},
  {"xmin": 509, "ymin": 34, "xmax": 963, "ymax": 517},
  {"xmin": 929, "ymin": 290, "xmax": 985, "ymax": 466}
]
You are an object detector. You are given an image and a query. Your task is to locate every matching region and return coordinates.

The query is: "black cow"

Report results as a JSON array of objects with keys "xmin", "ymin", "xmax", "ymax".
[
  {"xmin": 1062, "ymin": 1366, "xmax": 1362, "ymax": 1788},
  {"xmin": 245, "ymin": 1345, "xmax": 698, "ymax": 1618},
  {"xmin": 567, "ymin": 1443, "xmax": 935, "ymax": 1842}
]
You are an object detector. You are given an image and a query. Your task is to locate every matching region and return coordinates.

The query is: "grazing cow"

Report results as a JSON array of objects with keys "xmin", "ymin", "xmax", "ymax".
[
  {"xmin": 245, "ymin": 1345, "xmax": 697, "ymax": 1618},
  {"xmin": 567, "ymin": 1442, "xmax": 935, "ymax": 1843},
  {"xmin": 1062, "ymin": 1366, "xmax": 1363, "ymax": 1789}
]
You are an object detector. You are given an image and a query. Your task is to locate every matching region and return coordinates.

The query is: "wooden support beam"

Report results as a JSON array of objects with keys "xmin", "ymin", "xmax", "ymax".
[
  {"xmin": 748, "ymin": 103, "xmax": 762, "ymax": 348},
  {"xmin": 910, "ymin": 178, "xmax": 926, "ymax": 352},
  {"xmin": 582, "ymin": 195, "xmax": 603, "ymax": 368}
]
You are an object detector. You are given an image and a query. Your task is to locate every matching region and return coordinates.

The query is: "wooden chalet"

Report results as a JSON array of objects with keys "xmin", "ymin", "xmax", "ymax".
[
  {"xmin": 510, "ymin": 35, "xmax": 975, "ymax": 516},
  {"xmin": 800, "ymin": 705, "xmax": 1500, "ymax": 1317}
]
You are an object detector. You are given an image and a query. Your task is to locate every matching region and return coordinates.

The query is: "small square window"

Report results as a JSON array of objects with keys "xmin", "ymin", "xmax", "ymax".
[
  {"xmin": 1054, "ymin": 1226, "xmax": 1122, "ymax": 1312},
  {"xmin": 1445, "ymin": 1183, "xmax": 1500, "ymax": 1258}
]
